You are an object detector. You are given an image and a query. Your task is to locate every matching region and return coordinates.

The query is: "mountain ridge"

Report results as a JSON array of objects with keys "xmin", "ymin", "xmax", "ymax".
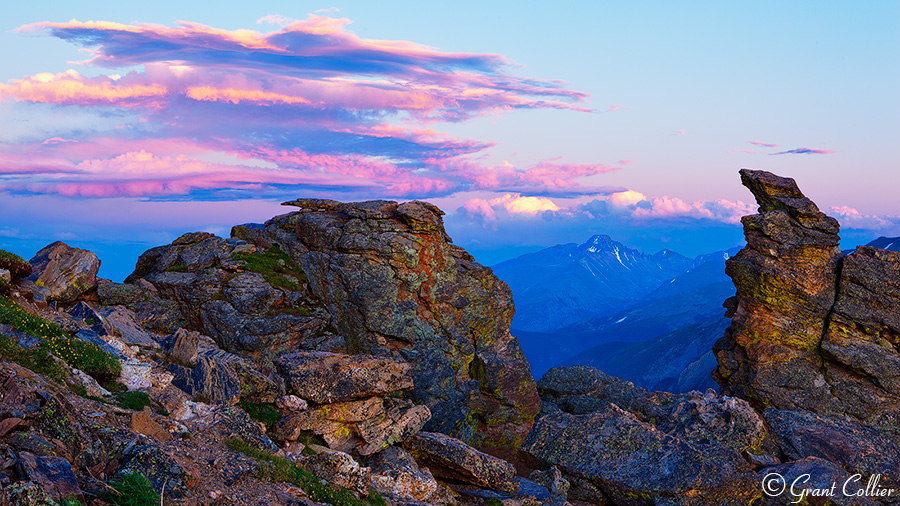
[{"xmin": 493, "ymin": 234, "xmax": 694, "ymax": 332}]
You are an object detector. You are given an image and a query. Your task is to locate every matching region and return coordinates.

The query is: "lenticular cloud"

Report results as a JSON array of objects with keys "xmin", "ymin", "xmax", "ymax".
[{"xmin": 0, "ymin": 15, "xmax": 604, "ymax": 199}]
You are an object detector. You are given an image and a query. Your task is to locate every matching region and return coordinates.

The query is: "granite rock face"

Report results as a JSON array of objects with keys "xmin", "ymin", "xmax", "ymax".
[
  {"xmin": 714, "ymin": 169, "xmax": 900, "ymax": 425},
  {"xmin": 25, "ymin": 241, "xmax": 100, "ymax": 303},
  {"xmin": 241, "ymin": 199, "xmax": 541, "ymax": 456},
  {"xmin": 523, "ymin": 366, "xmax": 769, "ymax": 505}
]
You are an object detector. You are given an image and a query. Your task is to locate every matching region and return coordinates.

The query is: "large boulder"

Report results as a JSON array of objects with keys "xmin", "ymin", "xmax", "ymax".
[
  {"xmin": 297, "ymin": 450, "xmax": 371, "ymax": 497},
  {"xmin": 523, "ymin": 366, "xmax": 772, "ymax": 505},
  {"xmin": 25, "ymin": 241, "xmax": 100, "ymax": 303},
  {"xmin": 241, "ymin": 199, "xmax": 540, "ymax": 457},
  {"xmin": 366, "ymin": 447, "xmax": 439, "ymax": 502},
  {"xmin": 765, "ymin": 408, "xmax": 900, "ymax": 489},
  {"xmin": 524, "ymin": 405, "xmax": 758, "ymax": 505},
  {"xmin": 169, "ymin": 356, "xmax": 240, "ymax": 405},
  {"xmin": 758, "ymin": 457, "xmax": 876, "ymax": 506},
  {"xmin": 14, "ymin": 452, "xmax": 84, "ymax": 503},
  {"xmin": 275, "ymin": 351, "xmax": 413, "ymax": 404},
  {"xmin": 820, "ymin": 245, "xmax": 900, "ymax": 424},
  {"xmin": 714, "ymin": 169, "xmax": 900, "ymax": 424},
  {"xmin": 403, "ymin": 431, "xmax": 519, "ymax": 494}
]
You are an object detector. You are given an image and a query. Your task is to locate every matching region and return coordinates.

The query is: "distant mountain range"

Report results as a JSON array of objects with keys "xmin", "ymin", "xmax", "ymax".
[
  {"xmin": 493, "ymin": 234, "xmax": 738, "ymax": 386},
  {"xmin": 492, "ymin": 235, "xmax": 694, "ymax": 332},
  {"xmin": 497, "ymin": 233, "xmax": 899, "ymax": 393}
]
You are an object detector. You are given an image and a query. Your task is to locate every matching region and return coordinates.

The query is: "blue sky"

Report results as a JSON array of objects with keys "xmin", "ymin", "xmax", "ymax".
[{"xmin": 1, "ymin": 1, "xmax": 898, "ymax": 280}]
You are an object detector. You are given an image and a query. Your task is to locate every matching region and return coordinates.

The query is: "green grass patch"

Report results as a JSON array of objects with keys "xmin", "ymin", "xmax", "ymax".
[
  {"xmin": 0, "ymin": 249, "xmax": 27, "ymax": 265},
  {"xmin": 0, "ymin": 296, "xmax": 121, "ymax": 383},
  {"xmin": 485, "ymin": 499, "xmax": 504, "ymax": 506},
  {"xmin": 45, "ymin": 337, "xmax": 121, "ymax": 383},
  {"xmin": 226, "ymin": 439, "xmax": 385, "ymax": 506},
  {"xmin": 0, "ymin": 296, "xmax": 66, "ymax": 339},
  {"xmin": 239, "ymin": 398, "xmax": 281, "ymax": 427},
  {"xmin": 115, "ymin": 391, "xmax": 150, "ymax": 411},
  {"xmin": 103, "ymin": 381, "xmax": 128, "ymax": 394},
  {"xmin": 55, "ymin": 496, "xmax": 83, "ymax": 506},
  {"xmin": 0, "ymin": 333, "xmax": 67, "ymax": 384},
  {"xmin": 163, "ymin": 264, "xmax": 188, "ymax": 273},
  {"xmin": 231, "ymin": 245, "xmax": 308, "ymax": 292},
  {"xmin": 106, "ymin": 472, "xmax": 159, "ymax": 506}
]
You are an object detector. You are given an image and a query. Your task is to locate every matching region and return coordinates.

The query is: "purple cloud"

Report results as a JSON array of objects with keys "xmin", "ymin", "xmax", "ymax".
[
  {"xmin": 0, "ymin": 16, "xmax": 602, "ymax": 200},
  {"xmin": 769, "ymin": 147, "xmax": 836, "ymax": 155}
]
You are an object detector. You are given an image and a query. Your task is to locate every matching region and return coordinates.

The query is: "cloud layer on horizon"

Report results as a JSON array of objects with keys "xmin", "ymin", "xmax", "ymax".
[{"xmin": 0, "ymin": 15, "xmax": 618, "ymax": 200}]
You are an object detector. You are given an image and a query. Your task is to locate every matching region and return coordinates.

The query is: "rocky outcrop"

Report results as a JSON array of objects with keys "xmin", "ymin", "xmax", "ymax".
[
  {"xmin": 523, "ymin": 366, "xmax": 770, "ymax": 505},
  {"xmin": 243, "ymin": 199, "xmax": 540, "ymax": 457},
  {"xmin": 24, "ymin": 241, "xmax": 100, "ymax": 303},
  {"xmin": 120, "ymin": 199, "xmax": 539, "ymax": 457},
  {"xmin": 121, "ymin": 232, "xmax": 336, "ymax": 357},
  {"xmin": 714, "ymin": 169, "xmax": 900, "ymax": 425}
]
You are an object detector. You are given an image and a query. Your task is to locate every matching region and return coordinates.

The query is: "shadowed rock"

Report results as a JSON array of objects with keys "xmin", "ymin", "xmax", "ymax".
[
  {"xmin": 765, "ymin": 408, "xmax": 900, "ymax": 489},
  {"xmin": 758, "ymin": 457, "xmax": 876, "ymax": 506},
  {"xmin": 524, "ymin": 365, "xmax": 770, "ymax": 505}
]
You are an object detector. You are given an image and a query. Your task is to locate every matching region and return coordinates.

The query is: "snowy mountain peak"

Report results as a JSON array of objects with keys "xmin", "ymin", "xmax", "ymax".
[{"xmin": 581, "ymin": 235, "xmax": 631, "ymax": 255}]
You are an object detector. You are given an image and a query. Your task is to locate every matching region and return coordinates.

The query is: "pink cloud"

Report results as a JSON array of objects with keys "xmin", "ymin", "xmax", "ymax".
[
  {"xmin": 0, "ymin": 70, "xmax": 167, "ymax": 108},
  {"xmin": 631, "ymin": 196, "xmax": 754, "ymax": 224},
  {"xmin": 728, "ymin": 149, "xmax": 755, "ymax": 154},
  {"xmin": 748, "ymin": 141, "xmax": 779, "ymax": 147},
  {"xmin": 42, "ymin": 137, "xmax": 78, "ymax": 145},
  {"xmin": 829, "ymin": 205, "xmax": 899, "ymax": 230}
]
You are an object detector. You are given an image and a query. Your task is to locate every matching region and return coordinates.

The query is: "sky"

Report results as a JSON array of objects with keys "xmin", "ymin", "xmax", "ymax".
[{"xmin": 1, "ymin": 1, "xmax": 898, "ymax": 281}]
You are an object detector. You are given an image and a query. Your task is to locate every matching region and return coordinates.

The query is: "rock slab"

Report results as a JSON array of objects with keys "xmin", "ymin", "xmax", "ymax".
[
  {"xmin": 26, "ymin": 241, "xmax": 100, "ymax": 303},
  {"xmin": 403, "ymin": 431, "xmax": 518, "ymax": 494}
]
